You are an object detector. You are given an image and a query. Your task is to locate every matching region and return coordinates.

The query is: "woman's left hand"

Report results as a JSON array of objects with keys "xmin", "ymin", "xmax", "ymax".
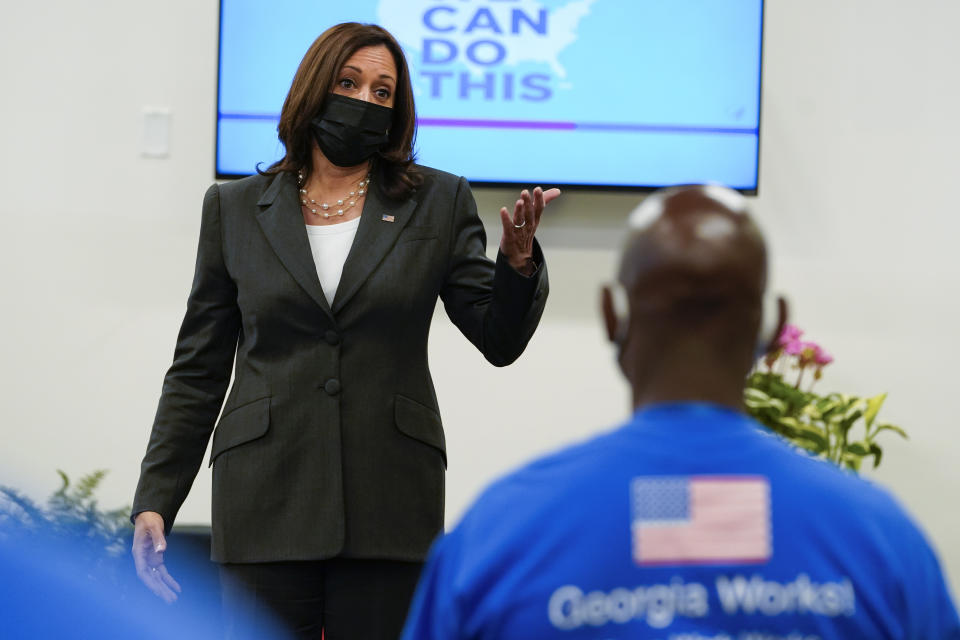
[{"xmin": 499, "ymin": 186, "xmax": 562, "ymax": 275}]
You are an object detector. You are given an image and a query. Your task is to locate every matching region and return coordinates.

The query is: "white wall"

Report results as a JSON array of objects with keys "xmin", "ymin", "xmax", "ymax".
[{"xmin": 1, "ymin": 0, "xmax": 958, "ymax": 590}]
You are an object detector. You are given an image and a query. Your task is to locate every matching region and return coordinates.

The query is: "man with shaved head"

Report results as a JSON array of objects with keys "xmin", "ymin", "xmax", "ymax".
[
  {"xmin": 604, "ymin": 184, "xmax": 773, "ymax": 413},
  {"xmin": 402, "ymin": 186, "xmax": 959, "ymax": 640}
]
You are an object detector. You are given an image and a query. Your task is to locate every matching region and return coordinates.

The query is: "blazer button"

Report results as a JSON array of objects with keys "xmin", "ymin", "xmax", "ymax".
[
  {"xmin": 324, "ymin": 379, "xmax": 341, "ymax": 395},
  {"xmin": 324, "ymin": 330, "xmax": 341, "ymax": 345}
]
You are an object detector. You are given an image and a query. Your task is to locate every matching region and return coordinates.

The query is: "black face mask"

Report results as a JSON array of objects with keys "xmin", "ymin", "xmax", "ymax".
[{"xmin": 310, "ymin": 93, "xmax": 393, "ymax": 167}]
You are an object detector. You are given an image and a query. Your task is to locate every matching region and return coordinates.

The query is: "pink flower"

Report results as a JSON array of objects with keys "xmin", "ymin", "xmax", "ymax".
[
  {"xmin": 783, "ymin": 339, "xmax": 805, "ymax": 356},
  {"xmin": 795, "ymin": 341, "xmax": 833, "ymax": 368},
  {"xmin": 799, "ymin": 342, "xmax": 819, "ymax": 365},
  {"xmin": 778, "ymin": 324, "xmax": 804, "ymax": 347},
  {"xmin": 814, "ymin": 348, "xmax": 833, "ymax": 366}
]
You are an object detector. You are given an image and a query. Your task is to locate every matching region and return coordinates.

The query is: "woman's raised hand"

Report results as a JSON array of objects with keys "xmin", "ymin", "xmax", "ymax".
[{"xmin": 499, "ymin": 186, "xmax": 561, "ymax": 275}]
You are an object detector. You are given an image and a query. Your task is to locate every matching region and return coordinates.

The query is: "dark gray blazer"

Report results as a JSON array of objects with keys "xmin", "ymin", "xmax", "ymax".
[{"xmin": 132, "ymin": 166, "xmax": 548, "ymax": 563}]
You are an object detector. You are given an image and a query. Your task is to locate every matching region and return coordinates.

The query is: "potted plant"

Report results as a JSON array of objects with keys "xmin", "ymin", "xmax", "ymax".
[{"xmin": 745, "ymin": 325, "xmax": 907, "ymax": 471}]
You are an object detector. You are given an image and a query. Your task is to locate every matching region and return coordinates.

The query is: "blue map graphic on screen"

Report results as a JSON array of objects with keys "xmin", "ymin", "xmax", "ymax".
[{"xmin": 218, "ymin": 0, "xmax": 763, "ymax": 190}]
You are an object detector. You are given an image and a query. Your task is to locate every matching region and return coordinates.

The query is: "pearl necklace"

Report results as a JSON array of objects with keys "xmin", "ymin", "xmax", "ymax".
[{"xmin": 297, "ymin": 170, "xmax": 370, "ymax": 218}]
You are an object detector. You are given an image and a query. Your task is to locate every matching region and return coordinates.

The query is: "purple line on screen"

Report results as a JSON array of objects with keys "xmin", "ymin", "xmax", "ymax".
[
  {"xmin": 576, "ymin": 122, "xmax": 757, "ymax": 135},
  {"xmin": 218, "ymin": 113, "xmax": 756, "ymax": 136},
  {"xmin": 417, "ymin": 117, "xmax": 576, "ymax": 130}
]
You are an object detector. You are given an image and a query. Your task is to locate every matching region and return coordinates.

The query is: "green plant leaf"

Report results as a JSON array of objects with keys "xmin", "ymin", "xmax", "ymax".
[
  {"xmin": 792, "ymin": 438, "xmax": 828, "ymax": 455},
  {"xmin": 863, "ymin": 393, "xmax": 887, "ymax": 430},
  {"xmin": 816, "ymin": 397, "xmax": 843, "ymax": 417},
  {"xmin": 839, "ymin": 407, "xmax": 864, "ymax": 433},
  {"xmin": 745, "ymin": 388, "xmax": 789, "ymax": 415},
  {"xmin": 745, "ymin": 387, "xmax": 771, "ymax": 401},
  {"xmin": 801, "ymin": 404, "xmax": 823, "ymax": 421},
  {"xmin": 54, "ymin": 469, "xmax": 70, "ymax": 497},
  {"xmin": 791, "ymin": 423, "xmax": 829, "ymax": 448},
  {"xmin": 869, "ymin": 443, "xmax": 883, "ymax": 468},
  {"xmin": 846, "ymin": 441, "xmax": 870, "ymax": 456},
  {"xmin": 74, "ymin": 470, "xmax": 107, "ymax": 501},
  {"xmin": 841, "ymin": 452, "xmax": 862, "ymax": 472},
  {"xmin": 876, "ymin": 423, "xmax": 908, "ymax": 440},
  {"xmin": 771, "ymin": 418, "xmax": 798, "ymax": 438}
]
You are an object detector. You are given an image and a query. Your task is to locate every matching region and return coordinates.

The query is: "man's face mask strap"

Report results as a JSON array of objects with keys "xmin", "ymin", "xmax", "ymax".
[{"xmin": 608, "ymin": 281, "xmax": 630, "ymax": 346}]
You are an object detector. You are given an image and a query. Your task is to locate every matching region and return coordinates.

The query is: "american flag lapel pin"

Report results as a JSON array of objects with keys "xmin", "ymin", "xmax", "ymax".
[{"xmin": 381, "ymin": 214, "xmax": 395, "ymax": 223}]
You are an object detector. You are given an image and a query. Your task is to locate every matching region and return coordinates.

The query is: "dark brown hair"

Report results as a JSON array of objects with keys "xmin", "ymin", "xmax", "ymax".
[{"xmin": 262, "ymin": 23, "xmax": 421, "ymax": 200}]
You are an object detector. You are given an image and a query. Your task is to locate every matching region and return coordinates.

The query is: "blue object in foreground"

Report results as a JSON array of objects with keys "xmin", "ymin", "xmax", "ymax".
[
  {"xmin": 402, "ymin": 404, "xmax": 960, "ymax": 639},
  {"xmin": 0, "ymin": 529, "xmax": 285, "ymax": 639}
]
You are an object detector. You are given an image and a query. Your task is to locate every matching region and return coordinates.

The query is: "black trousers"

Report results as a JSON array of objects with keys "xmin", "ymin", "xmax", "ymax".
[{"xmin": 219, "ymin": 558, "xmax": 424, "ymax": 640}]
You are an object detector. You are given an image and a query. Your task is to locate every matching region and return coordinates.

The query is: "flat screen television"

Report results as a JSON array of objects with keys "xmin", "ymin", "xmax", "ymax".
[{"xmin": 217, "ymin": 0, "xmax": 764, "ymax": 192}]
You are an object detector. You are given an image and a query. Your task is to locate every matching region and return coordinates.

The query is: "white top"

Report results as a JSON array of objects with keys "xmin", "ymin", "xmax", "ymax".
[{"xmin": 305, "ymin": 217, "xmax": 362, "ymax": 306}]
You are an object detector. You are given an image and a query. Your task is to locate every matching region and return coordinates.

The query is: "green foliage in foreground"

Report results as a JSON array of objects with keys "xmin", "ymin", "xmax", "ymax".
[{"xmin": 0, "ymin": 470, "xmax": 132, "ymax": 580}]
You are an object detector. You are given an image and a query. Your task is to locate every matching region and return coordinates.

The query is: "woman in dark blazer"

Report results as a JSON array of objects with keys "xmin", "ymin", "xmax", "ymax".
[{"xmin": 130, "ymin": 22, "xmax": 556, "ymax": 639}]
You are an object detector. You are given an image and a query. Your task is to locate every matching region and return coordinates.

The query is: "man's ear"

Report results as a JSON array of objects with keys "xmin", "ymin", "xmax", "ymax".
[{"xmin": 601, "ymin": 282, "xmax": 629, "ymax": 345}]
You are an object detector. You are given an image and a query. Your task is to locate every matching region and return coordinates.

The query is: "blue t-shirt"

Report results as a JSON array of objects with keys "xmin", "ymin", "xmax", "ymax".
[{"xmin": 402, "ymin": 404, "xmax": 959, "ymax": 640}]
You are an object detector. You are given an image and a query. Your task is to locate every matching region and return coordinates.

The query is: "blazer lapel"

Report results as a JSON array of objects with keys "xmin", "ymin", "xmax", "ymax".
[
  {"xmin": 255, "ymin": 172, "xmax": 335, "ymax": 321},
  {"xmin": 332, "ymin": 180, "xmax": 417, "ymax": 313}
]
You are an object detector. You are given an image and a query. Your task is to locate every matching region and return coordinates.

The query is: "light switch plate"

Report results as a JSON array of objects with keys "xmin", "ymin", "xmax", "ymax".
[{"xmin": 141, "ymin": 107, "xmax": 171, "ymax": 158}]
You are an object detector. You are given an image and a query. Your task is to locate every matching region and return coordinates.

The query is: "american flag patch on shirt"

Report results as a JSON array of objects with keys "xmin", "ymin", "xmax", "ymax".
[
  {"xmin": 630, "ymin": 475, "xmax": 771, "ymax": 566},
  {"xmin": 382, "ymin": 214, "xmax": 395, "ymax": 222}
]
